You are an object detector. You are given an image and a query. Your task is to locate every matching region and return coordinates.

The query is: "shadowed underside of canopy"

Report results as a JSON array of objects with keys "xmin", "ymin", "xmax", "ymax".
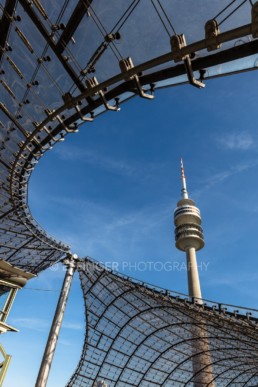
[
  {"xmin": 1, "ymin": 0, "xmax": 258, "ymax": 272},
  {"xmin": 67, "ymin": 258, "xmax": 258, "ymax": 387}
]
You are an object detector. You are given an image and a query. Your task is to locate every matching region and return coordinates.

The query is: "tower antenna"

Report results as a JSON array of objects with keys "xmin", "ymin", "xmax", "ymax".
[{"xmin": 180, "ymin": 158, "xmax": 188, "ymax": 199}]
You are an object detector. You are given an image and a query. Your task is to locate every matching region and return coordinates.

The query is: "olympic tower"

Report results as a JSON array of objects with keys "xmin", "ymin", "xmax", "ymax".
[{"xmin": 174, "ymin": 159, "xmax": 204, "ymax": 301}]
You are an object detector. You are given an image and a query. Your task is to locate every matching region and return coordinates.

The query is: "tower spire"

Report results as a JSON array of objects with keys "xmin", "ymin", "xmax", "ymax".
[{"xmin": 180, "ymin": 158, "xmax": 188, "ymax": 199}]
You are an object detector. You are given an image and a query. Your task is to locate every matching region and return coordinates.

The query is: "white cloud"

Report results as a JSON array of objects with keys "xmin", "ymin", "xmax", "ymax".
[
  {"xmin": 194, "ymin": 159, "xmax": 258, "ymax": 194},
  {"xmin": 45, "ymin": 193, "xmax": 174, "ymax": 260},
  {"xmin": 53, "ymin": 144, "xmax": 163, "ymax": 179},
  {"xmin": 58, "ymin": 339, "xmax": 73, "ymax": 346},
  {"xmin": 9, "ymin": 317, "xmax": 49, "ymax": 331},
  {"xmin": 206, "ymin": 272, "xmax": 258, "ymax": 289},
  {"xmin": 62, "ymin": 321, "xmax": 84, "ymax": 330},
  {"xmin": 54, "ymin": 145, "xmax": 135, "ymax": 176},
  {"xmin": 9, "ymin": 317, "xmax": 84, "ymax": 332},
  {"xmin": 217, "ymin": 131, "xmax": 254, "ymax": 150}
]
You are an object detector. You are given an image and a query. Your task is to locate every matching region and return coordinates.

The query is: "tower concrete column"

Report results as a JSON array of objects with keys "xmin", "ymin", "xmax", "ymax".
[{"xmin": 186, "ymin": 247, "xmax": 202, "ymax": 300}]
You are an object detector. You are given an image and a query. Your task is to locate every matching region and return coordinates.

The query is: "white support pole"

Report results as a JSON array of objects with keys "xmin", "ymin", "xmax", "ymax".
[{"xmin": 35, "ymin": 254, "xmax": 77, "ymax": 387}]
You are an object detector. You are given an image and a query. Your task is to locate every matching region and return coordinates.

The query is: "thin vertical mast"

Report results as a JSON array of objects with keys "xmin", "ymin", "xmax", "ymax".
[
  {"xmin": 35, "ymin": 254, "xmax": 77, "ymax": 387},
  {"xmin": 180, "ymin": 158, "xmax": 188, "ymax": 199}
]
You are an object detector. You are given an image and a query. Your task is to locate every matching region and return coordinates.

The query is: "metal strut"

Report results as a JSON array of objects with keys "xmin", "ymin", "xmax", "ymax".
[
  {"xmin": 119, "ymin": 57, "xmax": 155, "ymax": 99},
  {"xmin": 35, "ymin": 254, "xmax": 77, "ymax": 387},
  {"xmin": 86, "ymin": 76, "xmax": 119, "ymax": 111},
  {"xmin": 171, "ymin": 34, "xmax": 205, "ymax": 89}
]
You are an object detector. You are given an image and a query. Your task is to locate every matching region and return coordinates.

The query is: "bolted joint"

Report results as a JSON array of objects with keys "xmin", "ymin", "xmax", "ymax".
[
  {"xmin": 119, "ymin": 57, "xmax": 135, "ymax": 81},
  {"xmin": 56, "ymin": 114, "xmax": 79, "ymax": 133},
  {"xmin": 119, "ymin": 57, "xmax": 154, "ymax": 99},
  {"xmin": 75, "ymin": 105, "xmax": 94, "ymax": 122},
  {"xmin": 105, "ymin": 32, "xmax": 121, "ymax": 43},
  {"xmin": 51, "ymin": 23, "xmax": 65, "ymax": 32},
  {"xmin": 62, "ymin": 92, "xmax": 74, "ymax": 109},
  {"xmin": 205, "ymin": 19, "xmax": 221, "ymax": 51},
  {"xmin": 171, "ymin": 34, "xmax": 187, "ymax": 62},
  {"xmin": 170, "ymin": 35, "xmax": 205, "ymax": 88},
  {"xmin": 85, "ymin": 76, "xmax": 99, "ymax": 94},
  {"xmin": 86, "ymin": 77, "xmax": 118, "ymax": 110},
  {"xmin": 62, "ymin": 253, "xmax": 78, "ymax": 270}
]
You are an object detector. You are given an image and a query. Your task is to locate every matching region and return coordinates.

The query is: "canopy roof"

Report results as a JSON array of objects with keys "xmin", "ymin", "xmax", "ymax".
[
  {"xmin": 1, "ymin": 3, "xmax": 258, "ymax": 385},
  {"xmin": 0, "ymin": 1, "xmax": 258, "ymax": 269},
  {"xmin": 68, "ymin": 258, "xmax": 258, "ymax": 387}
]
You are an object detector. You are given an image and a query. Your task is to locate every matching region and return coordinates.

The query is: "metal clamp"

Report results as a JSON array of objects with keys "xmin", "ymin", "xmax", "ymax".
[
  {"xmin": 42, "ymin": 126, "xmax": 65, "ymax": 142},
  {"xmin": 33, "ymin": 121, "xmax": 65, "ymax": 143},
  {"xmin": 44, "ymin": 109, "xmax": 79, "ymax": 133},
  {"xmin": 171, "ymin": 34, "xmax": 205, "ymax": 89},
  {"xmin": 184, "ymin": 56, "xmax": 205, "ymax": 88},
  {"xmin": 119, "ymin": 57, "xmax": 154, "ymax": 99},
  {"xmin": 56, "ymin": 115, "xmax": 79, "ymax": 133},
  {"xmin": 75, "ymin": 105, "xmax": 94, "ymax": 122},
  {"xmin": 86, "ymin": 77, "xmax": 118, "ymax": 110},
  {"xmin": 205, "ymin": 19, "xmax": 221, "ymax": 51},
  {"xmin": 62, "ymin": 92, "xmax": 94, "ymax": 121},
  {"xmin": 171, "ymin": 34, "xmax": 188, "ymax": 63}
]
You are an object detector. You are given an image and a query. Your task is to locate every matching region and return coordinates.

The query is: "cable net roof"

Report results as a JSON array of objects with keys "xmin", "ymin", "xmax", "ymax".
[
  {"xmin": 1, "ymin": 0, "xmax": 258, "ymax": 272},
  {"xmin": 67, "ymin": 258, "xmax": 258, "ymax": 387}
]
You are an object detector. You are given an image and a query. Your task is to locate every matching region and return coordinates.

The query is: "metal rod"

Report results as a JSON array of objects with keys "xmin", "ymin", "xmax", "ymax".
[
  {"xmin": 0, "ymin": 344, "xmax": 12, "ymax": 386},
  {"xmin": 35, "ymin": 254, "xmax": 77, "ymax": 387}
]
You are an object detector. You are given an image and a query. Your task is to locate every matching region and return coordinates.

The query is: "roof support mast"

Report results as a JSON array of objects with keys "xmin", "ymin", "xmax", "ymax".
[{"xmin": 35, "ymin": 253, "xmax": 77, "ymax": 387}]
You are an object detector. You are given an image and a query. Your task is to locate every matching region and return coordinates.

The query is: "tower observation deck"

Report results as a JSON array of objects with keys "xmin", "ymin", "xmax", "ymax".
[{"xmin": 174, "ymin": 159, "xmax": 204, "ymax": 300}]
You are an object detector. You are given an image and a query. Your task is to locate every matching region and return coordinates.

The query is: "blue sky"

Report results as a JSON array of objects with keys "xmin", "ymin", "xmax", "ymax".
[{"xmin": 2, "ymin": 70, "xmax": 258, "ymax": 386}]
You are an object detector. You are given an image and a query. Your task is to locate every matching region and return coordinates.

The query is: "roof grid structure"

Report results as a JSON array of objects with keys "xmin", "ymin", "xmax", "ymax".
[
  {"xmin": 67, "ymin": 258, "xmax": 258, "ymax": 386},
  {"xmin": 1, "ymin": 2, "xmax": 258, "ymax": 386},
  {"xmin": 1, "ymin": 0, "xmax": 258, "ymax": 272}
]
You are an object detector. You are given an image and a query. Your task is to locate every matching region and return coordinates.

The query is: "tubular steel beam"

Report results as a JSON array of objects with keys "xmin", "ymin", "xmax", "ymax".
[
  {"xmin": 18, "ymin": 0, "xmax": 86, "ymax": 93},
  {"xmin": 55, "ymin": 0, "xmax": 93, "ymax": 54},
  {"xmin": 35, "ymin": 254, "xmax": 77, "ymax": 387},
  {"xmin": 0, "ymin": 344, "xmax": 11, "ymax": 386}
]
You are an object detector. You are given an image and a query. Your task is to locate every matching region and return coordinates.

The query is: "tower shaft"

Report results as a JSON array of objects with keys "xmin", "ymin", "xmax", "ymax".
[{"xmin": 186, "ymin": 247, "xmax": 202, "ymax": 300}]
